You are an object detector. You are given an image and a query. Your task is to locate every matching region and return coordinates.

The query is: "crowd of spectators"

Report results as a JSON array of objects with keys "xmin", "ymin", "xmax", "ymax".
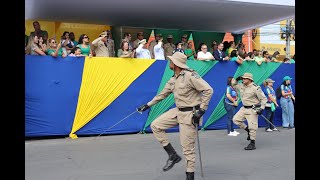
[{"xmin": 25, "ymin": 21, "xmax": 295, "ymax": 64}]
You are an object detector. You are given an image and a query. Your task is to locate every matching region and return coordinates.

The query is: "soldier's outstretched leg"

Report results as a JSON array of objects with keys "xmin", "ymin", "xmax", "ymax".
[{"xmin": 150, "ymin": 108, "xmax": 181, "ymax": 171}]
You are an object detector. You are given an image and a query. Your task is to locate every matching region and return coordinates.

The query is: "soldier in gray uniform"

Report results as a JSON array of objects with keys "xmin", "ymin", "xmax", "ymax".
[
  {"xmin": 232, "ymin": 73, "xmax": 267, "ymax": 150},
  {"xmin": 133, "ymin": 32, "xmax": 144, "ymax": 49},
  {"xmin": 164, "ymin": 35, "xmax": 176, "ymax": 60},
  {"xmin": 180, "ymin": 34, "xmax": 188, "ymax": 51},
  {"xmin": 137, "ymin": 52, "xmax": 213, "ymax": 180}
]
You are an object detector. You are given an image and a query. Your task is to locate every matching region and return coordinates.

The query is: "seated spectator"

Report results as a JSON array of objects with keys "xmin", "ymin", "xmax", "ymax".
[
  {"xmin": 245, "ymin": 52, "xmax": 255, "ymax": 60},
  {"xmin": 283, "ymin": 57, "xmax": 291, "ymax": 63},
  {"xmin": 61, "ymin": 31, "xmax": 75, "ymax": 55},
  {"xmin": 237, "ymin": 43, "xmax": 246, "ymax": 57},
  {"xmin": 69, "ymin": 47, "xmax": 84, "ymax": 57},
  {"xmin": 271, "ymin": 51, "xmax": 282, "ymax": 62},
  {"xmin": 222, "ymin": 41, "xmax": 230, "ymax": 56},
  {"xmin": 38, "ymin": 36, "xmax": 47, "ymax": 53},
  {"xmin": 117, "ymin": 41, "xmax": 135, "ymax": 58},
  {"xmin": 227, "ymin": 41, "xmax": 238, "ymax": 56},
  {"xmin": 254, "ymin": 50, "xmax": 265, "ymax": 65},
  {"xmin": 184, "ymin": 42, "xmax": 196, "ymax": 60},
  {"xmin": 91, "ymin": 32, "xmax": 109, "ymax": 57},
  {"xmin": 173, "ymin": 42, "xmax": 184, "ymax": 54},
  {"xmin": 135, "ymin": 39, "xmax": 151, "ymax": 59},
  {"xmin": 213, "ymin": 43, "xmax": 229, "ymax": 61},
  {"xmin": 197, "ymin": 44, "xmax": 214, "ymax": 61},
  {"xmin": 76, "ymin": 34, "xmax": 92, "ymax": 56},
  {"xmin": 25, "ymin": 35, "xmax": 46, "ymax": 56},
  {"xmin": 69, "ymin": 32, "xmax": 78, "ymax": 47},
  {"xmin": 290, "ymin": 54, "xmax": 295, "ymax": 63},
  {"xmin": 197, "ymin": 42, "xmax": 205, "ymax": 53},
  {"xmin": 30, "ymin": 21, "xmax": 48, "ymax": 43},
  {"xmin": 46, "ymin": 38, "xmax": 66, "ymax": 57},
  {"xmin": 229, "ymin": 50, "xmax": 243, "ymax": 65},
  {"xmin": 121, "ymin": 33, "xmax": 134, "ymax": 50},
  {"xmin": 211, "ymin": 41, "xmax": 218, "ymax": 54},
  {"xmin": 263, "ymin": 51, "xmax": 271, "ymax": 62}
]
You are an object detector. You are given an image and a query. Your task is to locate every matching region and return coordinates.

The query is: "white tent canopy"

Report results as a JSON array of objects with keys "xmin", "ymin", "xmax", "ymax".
[{"xmin": 25, "ymin": 0, "xmax": 295, "ymax": 33}]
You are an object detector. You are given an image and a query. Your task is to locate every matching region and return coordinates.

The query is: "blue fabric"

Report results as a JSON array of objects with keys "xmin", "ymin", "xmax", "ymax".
[
  {"xmin": 280, "ymin": 97, "xmax": 294, "ymax": 127},
  {"xmin": 264, "ymin": 107, "xmax": 275, "ymax": 129},
  {"xmin": 265, "ymin": 86, "xmax": 276, "ymax": 103},
  {"xmin": 223, "ymin": 101, "xmax": 236, "ymax": 133},
  {"xmin": 281, "ymin": 84, "xmax": 293, "ymax": 99},
  {"xmin": 225, "ymin": 86, "xmax": 237, "ymax": 104},
  {"xmin": 25, "ymin": 55, "xmax": 85, "ymax": 136}
]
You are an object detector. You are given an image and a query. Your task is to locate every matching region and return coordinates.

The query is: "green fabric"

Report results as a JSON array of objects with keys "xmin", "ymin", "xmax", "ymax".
[
  {"xmin": 202, "ymin": 61, "xmax": 281, "ymax": 130},
  {"xmin": 47, "ymin": 48, "xmax": 63, "ymax": 56},
  {"xmin": 142, "ymin": 60, "xmax": 219, "ymax": 132},
  {"xmin": 185, "ymin": 49, "xmax": 195, "ymax": 60},
  {"xmin": 77, "ymin": 44, "xmax": 91, "ymax": 56},
  {"xmin": 290, "ymin": 59, "xmax": 295, "ymax": 63}
]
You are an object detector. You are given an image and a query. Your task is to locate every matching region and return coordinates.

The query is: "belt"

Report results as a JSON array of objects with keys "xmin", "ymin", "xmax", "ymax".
[
  {"xmin": 243, "ymin": 104, "xmax": 261, "ymax": 109},
  {"xmin": 178, "ymin": 105, "xmax": 200, "ymax": 112}
]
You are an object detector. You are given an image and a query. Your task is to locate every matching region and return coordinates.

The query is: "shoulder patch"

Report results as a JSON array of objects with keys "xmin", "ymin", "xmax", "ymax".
[
  {"xmin": 191, "ymin": 71, "xmax": 201, "ymax": 79},
  {"xmin": 252, "ymin": 83, "xmax": 257, "ymax": 87}
]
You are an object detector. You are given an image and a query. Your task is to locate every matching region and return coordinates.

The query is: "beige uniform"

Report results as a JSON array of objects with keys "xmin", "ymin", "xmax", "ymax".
[
  {"xmin": 148, "ymin": 40, "xmax": 158, "ymax": 59},
  {"xmin": 232, "ymin": 82, "xmax": 267, "ymax": 140},
  {"xmin": 107, "ymin": 39, "xmax": 115, "ymax": 57},
  {"xmin": 148, "ymin": 69, "xmax": 213, "ymax": 172},
  {"xmin": 164, "ymin": 42, "xmax": 176, "ymax": 60},
  {"xmin": 91, "ymin": 37, "xmax": 109, "ymax": 57},
  {"xmin": 133, "ymin": 39, "xmax": 141, "ymax": 49},
  {"xmin": 181, "ymin": 42, "xmax": 188, "ymax": 51}
]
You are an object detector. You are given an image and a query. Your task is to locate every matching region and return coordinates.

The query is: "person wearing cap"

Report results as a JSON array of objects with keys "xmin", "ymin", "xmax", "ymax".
[
  {"xmin": 137, "ymin": 52, "xmax": 213, "ymax": 180},
  {"xmin": 280, "ymin": 76, "xmax": 295, "ymax": 128},
  {"xmin": 133, "ymin": 32, "xmax": 144, "ymax": 49},
  {"xmin": 232, "ymin": 73, "xmax": 267, "ymax": 150},
  {"xmin": 148, "ymin": 33, "xmax": 163, "ymax": 59},
  {"xmin": 164, "ymin": 35, "xmax": 176, "ymax": 60},
  {"xmin": 91, "ymin": 32, "xmax": 109, "ymax": 57},
  {"xmin": 135, "ymin": 39, "xmax": 151, "ymax": 59},
  {"xmin": 263, "ymin": 78, "xmax": 279, "ymax": 132},
  {"xmin": 180, "ymin": 34, "xmax": 189, "ymax": 50}
]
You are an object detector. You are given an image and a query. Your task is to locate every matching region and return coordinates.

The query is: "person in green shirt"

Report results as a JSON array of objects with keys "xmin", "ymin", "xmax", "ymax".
[
  {"xmin": 290, "ymin": 54, "xmax": 295, "ymax": 63},
  {"xmin": 184, "ymin": 42, "xmax": 196, "ymax": 60},
  {"xmin": 46, "ymin": 38, "xmax": 66, "ymax": 57}
]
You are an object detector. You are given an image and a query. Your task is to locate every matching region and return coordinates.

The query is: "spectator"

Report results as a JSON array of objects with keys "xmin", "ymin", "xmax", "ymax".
[
  {"xmin": 213, "ymin": 43, "xmax": 229, "ymax": 61},
  {"xmin": 30, "ymin": 21, "xmax": 48, "ymax": 43},
  {"xmin": 154, "ymin": 36, "xmax": 165, "ymax": 60},
  {"xmin": 222, "ymin": 41, "xmax": 230, "ymax": 56},
  {"xmin": 38, "ymin": 36, "xmax": 47, "ymax": 53},
  {"xmin": 69, "ymin": 47, "xmax": 84, "ymax": 57},
  {"xmin": 149, "ymin": 33, "xmax": 162, "ymax": 59},
  {"xmin": 77, "ymin": 34, "xmax": 92, "ymax": 56},
  {"xmin": 117, "ymin": 41, "xmax": 135, "ymax": 58},
  {"xmin": 25, "ymin": 35, "xmax": 46, "ymax": 56},
  {"xmin": 224, "ymin": 77, "xmax": 240, "ymax": 136},
  {"xmin": 25, "ymin": 27, "xmax": 29, "ymax": 51},
  {"xmin": 228, "ymin": 41, "xmax": 238, "ymax": 56},
  {"xmin": 184, "ymin": 42, "xmax": 196, "ymax": 60},
  {"xmin": 163, "ymin": 35, "xmax": 176, "ymax": 60},
  {"xmin": 245, "ymin": 52, "xmax": 255, "ymax": 60},
  {"xmin": 237, "ymin": 43, "xmax": 246, "ymax": 57},
  {"xmin": 121, "ymin": 33, "xmax": 134, "ymax": 50},
  {"xmin": 197, "ymin": 44, "xmax": 214, "ymax": 61},
  {"xmin": 211, "ymin": 41, "xmax": 218, "ymax": 54},
  {"xmin": 263, "ymin": 78, "xmax": 279, "ymax": 132},
  {"xmin": 197, "ymin": 42, "xmax": 206, "ymax": 53},
  {"xmin": 46, "ymin": 38, "xmax": 66, "ymax": 57},
  {"xmin": 106, "ymin": 30, "xmax": 115, "ymax": 57},
  {"xmin": 69, "ymin": 32, "xmax": 78, "ymax": 46},
  {"xmin": 254, "ymin": 50, "xmax": 265, "ymax": 65},
  {"xmin": 280, "ymin": 76, "xmax": 295, "ymax": 129},
  {"xmin": 283, "ymin": 57, "xmax": 291, "ymax": 64},
  {"xmin": 253, "ymin": 49, "xmax": 258, "ymax": 57},
  {"xmin": 290, "ymin": 54, "xmax": 295, "ymax": 63},
  {"xmin": 135, "ymin": 39, "xmax": 151, "ymax": 59},
  {"xmin": 91, "ymin": 32, "xmax": 109, "ymax": 57},
  {"xmin": 133, "ymin": 32, "xmax": 144, "ymax": 49},
  {"xmin": 173, "ymin": 42, "xmax": 184, "ymax": 54},
  {"xmin": 262, "ymin": 51, "xmax": 270, "ymax": 62},
  {"xmin": 61, "ymin": 31, "xmax": 75, "ymax": 55},
  {"xmin": 229, "ymin": 50, "xmax": 243, "ymax": 65},
  {"xmin": 271, "ymin": 51, "xmax": 282, "ymax": 62},
  {"xmin": 180, "ymin": 34, "xmax": 188, "ymax": 50}
]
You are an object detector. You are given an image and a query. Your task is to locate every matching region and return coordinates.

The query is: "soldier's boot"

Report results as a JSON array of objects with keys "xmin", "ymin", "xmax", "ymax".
[
  {"xmin": 186, "ymin": 172, "xmax": 194, "ymax": 180},
  {"xmin": 244, "ymin": 140, "xmax": 256, "ymax": 150},
  {"xmin": 245, "ymin": 126, "xmax": 250, "ymax": 141},
  {"xmin": 162, "ymin": 143, "xmax": 182, "ymax": 171}
]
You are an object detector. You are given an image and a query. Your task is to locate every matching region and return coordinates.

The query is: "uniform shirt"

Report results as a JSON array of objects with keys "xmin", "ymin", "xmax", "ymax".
[
  {"xmin": 147, "ymin": 69, "xmax": 213, "ymax": 110},
  {"xmin": 154, "ymin": 42, "xmax": 165, "ymax": 60},
  {"xmin": 133, "ymin": 39, "xmax": 141, "ymax": 49},
  {"xmin": 181, "ymin": 42, "xmax": 188, "ymax": 51},
  {"xmin": 136, "ymin": 44, "xmax": 151, "ymax": 59},
  {"xmin": 107, "ymin": 38, "xmax": 115, "ymax": 57},
  {"xmin": 225, "ymin": 85, "xmax": 238, "ymax": 104},
  {"xmin": 281, "ymin": 84, "xmax": 293, "ymax": 99},
  {"xmin": 234, "ymin": 82, "xmax": 267, "ymax": 109},
  {"xmin": 148, "ymin": 40, "xmax": 158, "ymax": 59},
  {"xmin": 91, "ymin": 37, "xmax": 109, "ymax": 57},
  {"xmin": 164, "ymin": 42, "xmax": 176, "ymax": 59}
]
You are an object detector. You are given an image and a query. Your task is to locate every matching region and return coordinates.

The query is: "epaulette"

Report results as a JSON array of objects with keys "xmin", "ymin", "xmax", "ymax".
[
  {"xmin": 191, "ymin": 71, "xmax": 201, "ymax": 79},
  {"xmin": 184, "ymin": 68, "xmax": 195, "ymax": 72}
]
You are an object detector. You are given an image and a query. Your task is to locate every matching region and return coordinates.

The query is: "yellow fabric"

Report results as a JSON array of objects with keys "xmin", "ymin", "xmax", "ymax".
[{"xmin": 69, "ymin": 57, "xmax": 155, "ymax": 139}]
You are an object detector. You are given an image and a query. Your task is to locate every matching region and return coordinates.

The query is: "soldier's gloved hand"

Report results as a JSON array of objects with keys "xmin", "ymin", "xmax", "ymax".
[
  {"xmin": 192, "ymin": 109, "xmax": 205, "ymax": 125},
  {"xmin": 236, "ymin": 76, "xmax": 243, "ymax": 81},
  {"xmin": 255, "ymin": 108, "xmax": 264, "ymax": 115},
  {"xmin": 137, "ymin": 104, "xmax": 149, "ymax": 112}
]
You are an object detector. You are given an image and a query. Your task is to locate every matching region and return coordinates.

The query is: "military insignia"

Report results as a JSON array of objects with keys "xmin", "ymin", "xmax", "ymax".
[{"xmin": 191, "ymin": 72, "xmax": 201, "ymax": 79}]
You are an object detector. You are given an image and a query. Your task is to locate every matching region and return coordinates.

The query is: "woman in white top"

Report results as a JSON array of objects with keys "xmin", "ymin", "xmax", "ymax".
[
  {"xmin": 197, "ymin": 44, "xmax": 214, "ymax": 61},
  {"xmin": 25, "ymin": 35, "xmax": 46, "ymax": 56}
]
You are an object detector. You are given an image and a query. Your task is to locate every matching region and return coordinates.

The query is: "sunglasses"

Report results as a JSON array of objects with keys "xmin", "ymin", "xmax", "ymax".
[
  {"xmin": 84, "ymin": 36, "xmax": 89, "ymax": 39},
  {"xmin": 51, "ymin": 41, "xmax": 56, "ymax": 43}
]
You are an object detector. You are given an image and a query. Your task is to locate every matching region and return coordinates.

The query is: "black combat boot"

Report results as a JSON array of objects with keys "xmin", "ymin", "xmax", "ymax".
[
  {"xmin": 162, "ymin": 143, "xmax": 182, "ymax": 171},
  {"xmin": 186, "ymin": 172, "xmax": 194, "ymax": 180},
  {"xmin": 244, "ymin": 140, "xmax": 256, "ymax": 150},
  {"xmin": 245, "ymin": 126, "xmax": 250, "ymax": 141}
]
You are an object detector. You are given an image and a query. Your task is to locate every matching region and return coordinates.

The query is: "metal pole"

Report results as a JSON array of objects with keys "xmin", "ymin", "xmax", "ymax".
[
  {"xmin": 286, "ymin": 19, "xmax": 291, "ymax": 58},
  {"xmin": 195, "ymin": 123, "xmax": 204, "ymax": 178}
]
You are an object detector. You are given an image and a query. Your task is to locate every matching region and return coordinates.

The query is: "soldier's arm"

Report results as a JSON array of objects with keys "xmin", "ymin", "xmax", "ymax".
[
  {"xmin": 256, "ymin": 86, "xmax": 267, "ymax": 109},
  {"xmin": 135, "ymin": 44, "xmax": 143, "ymax": 55},
  {"xmin": 154, "ymin": 42, "xmax": 162, "ymax": 53},
  {"xmin": 189, "ymin": 72, "xmax": 214, "ymax": 110},
  {"xmin": 231, "ymin": 78, "xmax": 243, "ymax": 92},
  {"xmin": 147, "ymin": 78, "xmax": 174, "ymax": 107},
  {"xmin": 91, "ymin": 37, "xmax": 104, "ymax": 47}
]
